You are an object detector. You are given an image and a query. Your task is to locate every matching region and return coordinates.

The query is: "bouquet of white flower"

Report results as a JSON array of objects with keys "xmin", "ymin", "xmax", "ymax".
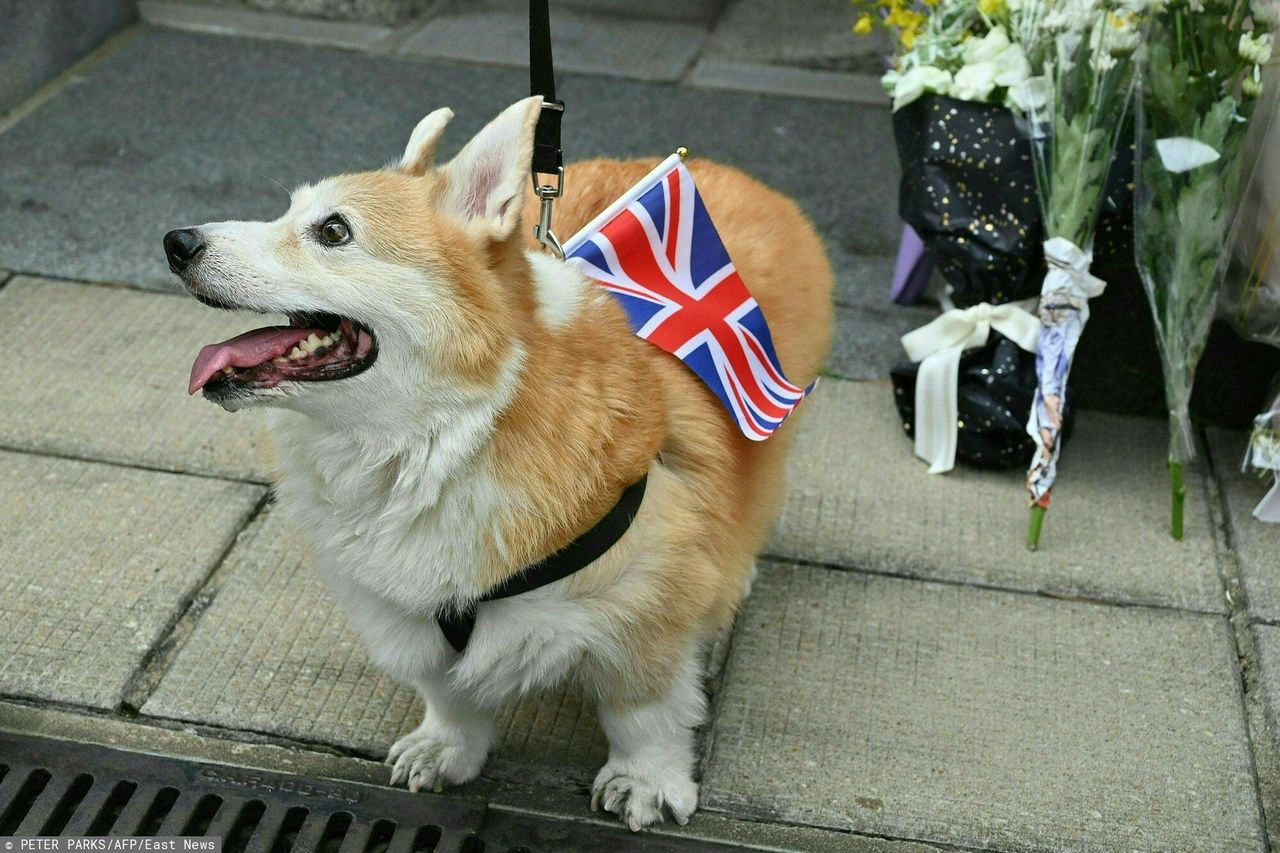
[
  {"xmin": 1018, "ymin": 0, "xmax": 1151, "ymax": 549},
  {"xmin": 858, "ymin": 0, "xmax": 1043, "ymax": 112},
  {"xmin": 1133, "ymin": 0, "xmax": 1276, "ymax": 539}
]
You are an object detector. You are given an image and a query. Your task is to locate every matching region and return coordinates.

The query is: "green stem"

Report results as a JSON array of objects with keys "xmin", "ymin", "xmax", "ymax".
[
  {"xmin": 1028, "ymin": 505, "xmax": 1046, "ymax": 552},
  {"xmin": 1171, "ymin": 462, "xmax": 1186, "ymax": 541}
]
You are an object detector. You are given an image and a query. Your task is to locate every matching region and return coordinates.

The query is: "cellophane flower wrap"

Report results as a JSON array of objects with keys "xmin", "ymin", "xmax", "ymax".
[
  {"xmin": 1222, "ymin": 61, "xmax": 1280, "ymax": 350},
  {"xmin": 1133, "ymin": 0, "xmax": 1276, "ymax": 537},
  {"xmin": 1017, "ymin": 0, "xmax": 1149, "ymax": 536}
]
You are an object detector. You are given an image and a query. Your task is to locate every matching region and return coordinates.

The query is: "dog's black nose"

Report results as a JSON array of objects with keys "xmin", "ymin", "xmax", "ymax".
[{"xmin": 163, "ymin": 228, "xmax": 205, "ymax": 273}]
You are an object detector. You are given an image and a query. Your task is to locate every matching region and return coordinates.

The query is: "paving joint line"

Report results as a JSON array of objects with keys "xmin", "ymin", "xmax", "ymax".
[
  {"xmin": 0, "ymin": 692, "xmax": 379, "ymax": 766},
  {"xmin": 0, "ymin": 23, "xmax": 146, "ymax": 138},
  {"xmin": 0, "ymin": 441, "xmax": 271, "ymax": 487},
  {"xmin": 130, "ymin": 6, "xmax": 889, "ymax": 106},
  {"xmin": 1, "ymin": 269, "xmax": 188, "ymax": 298},
  {"xmin": 694, "ymin": 622, "xmax": 741, "ymax": 788},
  {"xmin": 1204, "ymin": 430, "xmax": 1277, "ymax": 849},
  {"xmin": 117, "ymin": 490, "xmax": 276, "ymax": 714},
  {"xmin": 763, "ymin": 550, "xmax": 1231, "ymax": 618},
  {"xmin": 697, "ymin": 805, "xmax": 972, "ymax": 852}
]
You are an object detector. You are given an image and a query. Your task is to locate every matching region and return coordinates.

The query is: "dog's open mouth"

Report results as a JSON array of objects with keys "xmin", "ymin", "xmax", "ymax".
[{"xmin": 189, "ymin": 311, "xmax": 378, "ymax": 396}]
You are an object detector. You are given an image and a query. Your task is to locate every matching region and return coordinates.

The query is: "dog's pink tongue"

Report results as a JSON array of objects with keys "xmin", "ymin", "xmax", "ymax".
[{"xmin": 189, "ymin": 326, "xmax": 311, "ymax": 395}]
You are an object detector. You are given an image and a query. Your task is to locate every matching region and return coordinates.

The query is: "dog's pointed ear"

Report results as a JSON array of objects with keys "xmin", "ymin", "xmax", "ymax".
[
  {"xmin": 439, "ymin": 96, "xmax": 542, "ymax": 240},
  {"xmin": 400, "ymin": 107, "xmax": 454, "ymax": 176}
]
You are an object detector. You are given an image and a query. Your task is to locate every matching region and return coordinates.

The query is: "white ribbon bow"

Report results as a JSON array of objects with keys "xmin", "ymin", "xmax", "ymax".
[
  {"xmin": 901, "ymin": 299, "xmax": 1040, "ymax": 474},
  {"xmin": 1042, "ymin": 237, "xmax": 1106, "ymax": 301}
]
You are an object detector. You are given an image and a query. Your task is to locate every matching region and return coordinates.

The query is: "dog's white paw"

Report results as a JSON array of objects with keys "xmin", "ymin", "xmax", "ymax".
[
  {"xmin": 385, "ymin": 727, "xmax": 485, "ymax": 793},
  {"xmin": 590, "ymin": 760, "xmax": 698, "ymax": 831}
]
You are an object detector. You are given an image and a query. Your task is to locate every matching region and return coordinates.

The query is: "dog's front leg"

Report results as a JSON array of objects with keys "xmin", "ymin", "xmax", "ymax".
[
  {"xmin": 592, "ymin": 649, "xmax": 705, "ymax": 830},
  {"xmin": 388, "ymin": 670, "xmax": 495, "ymax": 793}
]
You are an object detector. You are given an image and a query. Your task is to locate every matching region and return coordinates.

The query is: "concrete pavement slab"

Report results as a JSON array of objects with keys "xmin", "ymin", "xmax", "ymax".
[
  {"xmin": 689, "ymin": 61, "xmax": 889, "ymax": 105},
  {"xmin": 0, "ymin": 0, "xmax": 136, "ymax": 115},
  {"xmin": 702, "ymin": 562, "xmax": 1263, "ymax": 851},
  {"xmin": 703, "ymin": 0, "xmax": 889, "ymax": 75},
  {"xmin": 0, "ymin": 29, "xmax": 899, "ymax": 291},
  {"xmin": 198, "ymin": 0, "xmax": 434, "ymax": 25},
  {"xmin": 1209, "ymin": 429, "xmax": 1280, "ymax": 624},
  {"xmin": 139, "ymin": 1, "xmax": 396, "ymax": 49},
  {"xmin": 771, "ymin": 379, "xmax": 1224, "ymax": 611},
  {"xmin": 1248, "ymin": 625, "xmax": 1280, "ymax": 835},
  {"xmin": 143, "ymin": 509, "xmax": 610, "ymax": 786},
  {"xmin": 0, "ymin": 450, "xmax": 264, "ymax": 710},
  {"xmin": 831, "ymin": 250, "xmax": 899, "ymax": 311},
  {"xmin": 557, "ymin": 0, "xmax": 727, "ymax": 24},
  {"xmin": 399, "ymin": 1, "xmax": 707, "ymax": 82},
  {"xmin": 829, "ymin": 305, "xmax": 931, "ymax": 380},
  {"xmin": 0, "ymin": 277, "xmax": 274, "ymax": 482}
]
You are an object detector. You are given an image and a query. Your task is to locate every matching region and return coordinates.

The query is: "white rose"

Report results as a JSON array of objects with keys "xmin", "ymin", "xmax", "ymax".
[
  {"xmin": 993, "ymin": 42, "xmax": 1032, "ymax": 85},
  {"xmin": 1254, "ymin": 0, "xmax": 1280, "ymax": 27},
  {"xmin": 891, "ymin": 65, "xmax": 954, "ymax": 111},
  {"xmin": 951, "ymin": 62, "xmax": 1000, "ymax": 101},
  {"xmin": 1240, "ymin": 32, "xmax": 1274, "ymax": 65},
  {"xmin": 963, "ymin": 26, "xmax": 1013, "ymax": 65}
]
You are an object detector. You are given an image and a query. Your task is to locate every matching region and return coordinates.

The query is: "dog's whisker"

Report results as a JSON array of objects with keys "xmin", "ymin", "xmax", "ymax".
[{"xmin": 263, "ymin": 175, "xmax": 291, "ymax": 196}]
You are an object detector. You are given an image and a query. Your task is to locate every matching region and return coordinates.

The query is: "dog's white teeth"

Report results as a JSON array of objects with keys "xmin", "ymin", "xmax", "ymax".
[
  {"xmin": 220, "ymin": 366, "xmax": 236, "ymax": 376},
  {"xmin": 273, "ymin": 356, "xmax": 288, "ymax": 364},
  {"xmin": 302, "ymin": 333, "xmax": 322, "ymax": 352},
  {"xmin": 288, "ymin": 346, "xmax": 306, "ymax": 360},
  {"xmin": 318, "ymin": 333, "xmax": 335, "ymax": 348}
]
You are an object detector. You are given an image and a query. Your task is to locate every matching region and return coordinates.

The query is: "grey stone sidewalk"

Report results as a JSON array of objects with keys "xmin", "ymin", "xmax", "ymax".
[{"xmin": 2, "ymin": 6, "xmax": 1280, "ymax": 852}]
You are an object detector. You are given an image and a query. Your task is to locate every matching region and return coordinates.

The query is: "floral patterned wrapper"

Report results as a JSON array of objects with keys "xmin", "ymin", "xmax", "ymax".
[{"xmin": 1018, "ymin": 0, "xmax": 1149, "ymax": 516}]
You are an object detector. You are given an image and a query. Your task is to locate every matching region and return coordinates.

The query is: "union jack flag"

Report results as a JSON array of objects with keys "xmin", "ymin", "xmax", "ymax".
[{"xmin": 562, "ymin": 153, "xmax": 815, "ymax": 441}]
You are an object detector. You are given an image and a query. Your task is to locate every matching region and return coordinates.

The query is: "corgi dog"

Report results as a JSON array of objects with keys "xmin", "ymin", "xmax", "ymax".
[{"xmin": 165, "ymin": 97, "xmax": 832, "ymax": 830}]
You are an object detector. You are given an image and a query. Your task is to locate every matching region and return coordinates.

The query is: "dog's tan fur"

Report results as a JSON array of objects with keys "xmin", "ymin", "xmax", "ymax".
[
  {"xmin": 174, "ymin": 99, "xmax": 832, "ymax": 827},
  {"xmin": 502, "ymin": 158, "xmax": 834, "ymax": 702}
]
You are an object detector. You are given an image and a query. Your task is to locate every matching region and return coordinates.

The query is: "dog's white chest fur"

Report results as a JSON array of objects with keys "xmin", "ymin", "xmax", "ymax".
[
  {"xmin": 264, "ymin": 402, "xmax": 613, "ymax": 710},
  {"xmin": 268, "ymin": 409, "xmax": 499, "ymax": 610}
]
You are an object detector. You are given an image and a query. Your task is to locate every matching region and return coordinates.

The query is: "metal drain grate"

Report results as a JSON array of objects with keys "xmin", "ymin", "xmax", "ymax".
[
  {"xmin": 0, "ymin": 732, "xmax": 482, "ymax": 852},
  {"xmin": 0, "ymin": 733, "xmax": 747, "ymax": 852}
]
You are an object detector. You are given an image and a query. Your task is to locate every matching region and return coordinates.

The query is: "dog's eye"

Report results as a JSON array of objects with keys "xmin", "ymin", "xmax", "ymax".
[{"xmin": 318, "ymin": 216, "xmax": 350, "ymax": 245}]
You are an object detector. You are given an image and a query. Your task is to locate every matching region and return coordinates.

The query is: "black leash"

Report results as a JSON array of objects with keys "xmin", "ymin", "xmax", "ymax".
[
  {"xmin": 436, "ymin": 474, "xmax": 648, "ymax": 653},
  {"xmin": 529, "ymin": 0, "xmax": 566, "ymax": 258}
]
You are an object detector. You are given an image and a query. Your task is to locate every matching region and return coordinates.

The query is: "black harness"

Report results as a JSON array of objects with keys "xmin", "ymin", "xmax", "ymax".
[{"xmin": 436, "ymin": 475, "xmax": 648, "ymax": 652}]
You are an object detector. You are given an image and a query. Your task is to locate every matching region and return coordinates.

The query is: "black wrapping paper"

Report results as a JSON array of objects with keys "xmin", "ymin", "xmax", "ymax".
[
  {"xmin": 890, "ymin": 331, "xmax": 1073, "ymax": 470},
  {"xmin": 893, "ymin": 94, "xmax": 1044, "ymax": 307}
]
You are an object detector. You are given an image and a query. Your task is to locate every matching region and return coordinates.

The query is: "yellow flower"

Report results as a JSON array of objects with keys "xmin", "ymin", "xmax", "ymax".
[
  {"xmin": 979, "ymin": 0, "xmax": 1006, "ymax": 16},
  {"xmin": 901, "ymin": 27, "xmax": 918, "ymax": 47},
  {"xmin": 853, "ymin": 13, "xmax": 874, "ymax": 33}
]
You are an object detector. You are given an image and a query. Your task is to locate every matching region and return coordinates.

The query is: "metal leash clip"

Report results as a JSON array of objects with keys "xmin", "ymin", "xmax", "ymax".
[{"xmin": 531, "ymin": 164, "xmax": 565, "ymax": 259}]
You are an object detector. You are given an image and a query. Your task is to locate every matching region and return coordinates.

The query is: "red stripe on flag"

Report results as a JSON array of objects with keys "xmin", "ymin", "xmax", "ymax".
[{"xmin": 665, "ymin": 171, "xmax": 680, "ymax": 270}]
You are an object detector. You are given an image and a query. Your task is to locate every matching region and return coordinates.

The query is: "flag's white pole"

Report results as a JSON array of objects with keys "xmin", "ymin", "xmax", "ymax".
[{"xmin": 560, "ymin": 152, "xmax": 685, "ymax": 256}]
